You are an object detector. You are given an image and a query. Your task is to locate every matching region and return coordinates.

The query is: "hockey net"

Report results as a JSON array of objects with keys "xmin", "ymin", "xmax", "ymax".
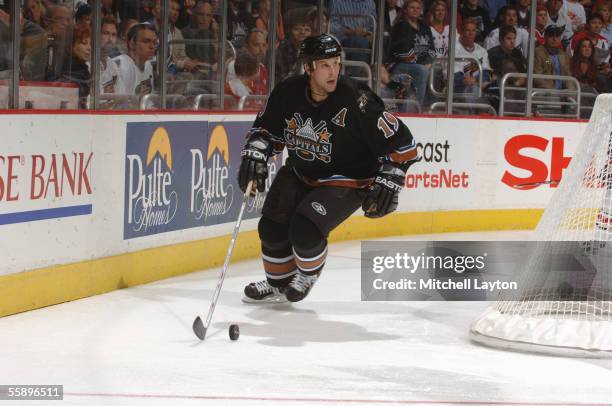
[{"xmin": 470, "ymin": 94, "xmax": 612, "ymax": 357}]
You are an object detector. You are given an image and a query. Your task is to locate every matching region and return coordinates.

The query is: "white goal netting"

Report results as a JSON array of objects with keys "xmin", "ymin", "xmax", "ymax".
[{"xmin": 471, "ymin": 94, "xmax": 612, "ymax": 357}]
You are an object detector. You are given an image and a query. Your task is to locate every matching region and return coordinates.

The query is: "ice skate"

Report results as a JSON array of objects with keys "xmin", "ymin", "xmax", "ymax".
[
  {"xmin": 284, "ymin": 272, "xmax": 318, "ymax": 302},
  {"xmin": 242, "ymin": 280, "xmax": 288, "ymax": 304}
]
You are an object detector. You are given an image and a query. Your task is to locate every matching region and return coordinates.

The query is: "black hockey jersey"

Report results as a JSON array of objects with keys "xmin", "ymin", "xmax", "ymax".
[{"xmin": 249, "ymin": 74, "xmax": 418, "ymax": 188}]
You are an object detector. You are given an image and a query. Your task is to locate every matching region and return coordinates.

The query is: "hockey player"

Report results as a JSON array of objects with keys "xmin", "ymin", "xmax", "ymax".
[{"xmin": 238, "ymin": 34, "xmax": 419, "ymax": 303}]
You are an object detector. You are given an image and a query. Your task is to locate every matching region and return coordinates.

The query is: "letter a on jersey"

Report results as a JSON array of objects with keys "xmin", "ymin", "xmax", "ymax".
[{"xmin": 332, "ymin": 108, "xmax": 347, "ymax": 127}]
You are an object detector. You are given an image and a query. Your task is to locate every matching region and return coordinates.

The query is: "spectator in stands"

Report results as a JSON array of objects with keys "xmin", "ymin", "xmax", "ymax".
[
  {"xmin": 488, "ymin": 25, "xmax": 527, "ymax": 86},
  {"xmin": 38, "ymin": 0, "xmax": 57, "ymax": 11},
  {"xmin": 485, "ymin": 6, "xmax": 530, "ymax": 57},
  {"xmin": 251, "ymin": 0, "xmax": 266, "ymax": 26},
  {"xmin": 275, "ymin": 7, "xmax": 312, "ymax": 83},
  {"xmin": 152, "ymin": 0, "xmax": 200, "ymax": 75},
  {"xmin": 101, "ymin": 15, "xmax": 121, "ymax": 58},
  {"xmin": 102, "ymin": 0, "xmax": 120, "ymax": 23},
  {"xmin": 245, "ymin": 27, "xmax": 269, "ymax": 61},
  {"xmin": 562, "ymin": 0, "xmax": 587, "ymax": 33},
  {"xmin": 23, "ymin": 0, "xmax": 44, "ymax": 25},
  {"xmin": 384, "ymin": 0, "xmax": 402, "ymax": 35},
  {"xmin": 100, "ymin": 17, "xmax": 123, "ymax": 94},
  {"xmin": 570, "ymin": 38, "xmax": 603, "ymax": 116},
  {"xmin": 311, "ymin": 7, "xmax": 328, "ymax": 35},
  {"xmin": 329, "ymin": 0, "xmax": 376, "ymax": 63},
  {"xmin": 183, "ymin": 0, "xmax": 218, "ymax": 68},
  {"xmin": 225, "ymin": 50, "xmax": 263, "ymax": 109},
  {"xmin": 176, "ymin": 0, "xmax": 196, "ymax": 29},
  {"xmin": 74, "ymin": 2, "xmax": 92, "ymax": 30},
  {"xmin": 118, "ymin": 18, "xmax": 138, "ymax": 55},
  {"xmin": 515, "ymin": 0, "xmax": 531, "ymax": 29},
  {"xmin": 533, "ymin": 25, "xmax": 575, "ymax": 90},
  {"xmin": 429, "ymin": 0, "xmax": 450, "ymax": 59},
  {"xmin": 112, "ymin": 22, "xmax": 156, "ymax": 96},
  {"xmin": 99, "ymin": 13, "xmax": 122, "ymax": 107},
  {"xmin": 383, "ymin": 0, "xmax": 401, "ymax": 58},
  {"xmin": 244, "ymin": 28, "xmax": 269, "ymax": 93},
  {"xmin": 389, "ymin": 0, "xmax": 435, "ymax": 106},
  {"xmin": 138, "ymin": 0, "xmax": 156, "ymax": 23},
  {"xmin": 39, "ymin": 4, "xmax": 72, "ymax": 81},
  {"xmin": 227, "ymin": 29, "xmax": 269, "ymax": 95},
  {"xmin": 44, "ymin": 3, "xmax": 71, "ymax": 37},
  {"xmin": 568, "ymin": 13, "xmax": 610, "ymax": 74},
  {"xmin": 283, "ymin": 0, "xmax": 320, "ymax": 12},
  {"xmin": 116, "ymin": 0, "xmax": 140, "ymax": 22},
  {"xmin": 460, "ymin": 0, "xmax": 491, "ymax": 43},
  {"xmin": 427, "ymin": 0, "xmax": 450, "ymax": 90},
  {"xmin": 0, "ymin": 8, "xmax": 46, "ymax": 80},
  {"xmin": 488, "ymin": 25, "xmax": 527, "ymax": 113},
  {"xmin": 454, "ymin": 18, "xmax": 492, "ymax": 100},
  {"xmin": 253, "ymin": 0, "xmax": 284, "ymax": 43},
  {"xmin": 534, "ymin": 3, "xmax": 548, "ymax": 46},
  {"xmin": 60, "ymin": 25, "xmax": 91, "ymax": 108},
  {"xmin": 99, "ymin": 15, "xmax": 122, "ymax": 94},
  {"xmin": 378, "ymin": 64, "xmax": 416, "ymax": 112},
  {"xmin": 546, "ymin": 0, "xmax": 574, "ymax": 48},
  {"xmin": 570, "ymin": 38, "xmax": 602, "ymax": 93},
  {"xmin": 0, "ymin": 11, "xmax": 11, "ymax": 77},
  {"xmin": 227, "ymin": 0, "xmax": 253, "ymax": 47},
  {"xmin": 579, "ymin": 0, "xmax": 593, "ymax": 14},
  {"xmin": 486, "ymin": 0, "xmax": 508, "ymax": 27},
  {"xmin": 596, "ymin": 2, "xmax": 612, "ymax": 44}
]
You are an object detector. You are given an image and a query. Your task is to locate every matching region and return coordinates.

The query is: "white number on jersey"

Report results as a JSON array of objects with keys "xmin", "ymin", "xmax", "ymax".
[{"xmin": 377, "ymin": 112, "xmax": 399, "ymax": 139}]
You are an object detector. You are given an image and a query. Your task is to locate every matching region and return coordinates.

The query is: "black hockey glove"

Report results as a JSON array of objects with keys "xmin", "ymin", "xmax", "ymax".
[
  {"xmin": 238, "ymin": 134, "xmax": 272, "ymax": 195},
  {"xmin": 362, "ymin": 165, "xmax": 405, "ymax": 219}
]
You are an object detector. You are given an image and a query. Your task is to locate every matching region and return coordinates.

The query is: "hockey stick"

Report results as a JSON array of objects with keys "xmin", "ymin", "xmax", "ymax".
[{"xmin": 192, "ymin": 181, "xmax": 254, "ymax": 341}]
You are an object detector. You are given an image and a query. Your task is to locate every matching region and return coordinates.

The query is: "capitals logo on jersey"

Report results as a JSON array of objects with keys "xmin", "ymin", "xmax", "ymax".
[{"xmin": 284, "ymin": 113, "xmax": 332, "ymax": 163}]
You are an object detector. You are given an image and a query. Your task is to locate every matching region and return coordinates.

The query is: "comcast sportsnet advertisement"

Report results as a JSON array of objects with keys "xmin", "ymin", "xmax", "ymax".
[
  {"xmin": 401, "ymin": 119, "xmax": 474, "ymax": 211},
  {"xmin": 396, "ymin": 117, "xmax": 585, "ymax": 212},
  {"xmin": 123, "ymin": 121, "xmax": 280, "ymax": 239},
  {"xmin": 497, "ymin": 121, "xmax": 584, "ymax": 207},
  {"xmin": 501, "ymin": 134, "xmax": 573, "ymax": 190}
]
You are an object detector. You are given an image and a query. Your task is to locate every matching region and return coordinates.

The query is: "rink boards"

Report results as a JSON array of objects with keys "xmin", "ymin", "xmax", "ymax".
[{"xmin": 0, "ymin": 112, "xmax": 587, "ymax": 316}]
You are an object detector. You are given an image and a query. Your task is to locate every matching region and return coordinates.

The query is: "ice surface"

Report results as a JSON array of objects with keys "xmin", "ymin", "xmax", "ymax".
[{"xmin": 1, "ymin": 231, "xmax": 611, "ymax": 405}]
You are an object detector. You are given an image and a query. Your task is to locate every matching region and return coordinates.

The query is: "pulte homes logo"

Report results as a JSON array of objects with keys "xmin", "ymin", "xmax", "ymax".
[{"xmin": 123, "ymin": 121, "xmax": 265, "ymax": 239}]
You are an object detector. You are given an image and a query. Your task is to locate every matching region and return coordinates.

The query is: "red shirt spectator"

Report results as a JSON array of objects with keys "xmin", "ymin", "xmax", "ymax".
[
  {"xmin": 225, "ymin": 51, "xmax": 266, "ymax": 110},
  {"xmin": 568, "ymin": 13, "xmax": 610, "ymax": 69},
  {"xmin": 534, "ymin": 3, "xmax": 548, "ymax": 46},
  {"xmin": 570, "ymin": 38, "xmax": 599, "ymax": 89}
]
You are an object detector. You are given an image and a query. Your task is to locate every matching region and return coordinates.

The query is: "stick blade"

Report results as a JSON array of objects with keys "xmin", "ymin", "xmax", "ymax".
[{"xmin": 192, "ymin": 316, "xmax": 207, "ymax": 341}]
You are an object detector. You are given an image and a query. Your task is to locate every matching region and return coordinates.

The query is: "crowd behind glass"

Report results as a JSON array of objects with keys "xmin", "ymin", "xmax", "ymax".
[{"xmin": 0, "ymin": 0, "xmax": 610, "ymax": 117}]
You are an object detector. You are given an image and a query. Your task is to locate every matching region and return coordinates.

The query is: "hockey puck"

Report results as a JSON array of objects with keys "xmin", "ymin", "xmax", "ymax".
[{"xmin": 229, "ymin": 324, "xmax": 240, "ymax": 341}]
